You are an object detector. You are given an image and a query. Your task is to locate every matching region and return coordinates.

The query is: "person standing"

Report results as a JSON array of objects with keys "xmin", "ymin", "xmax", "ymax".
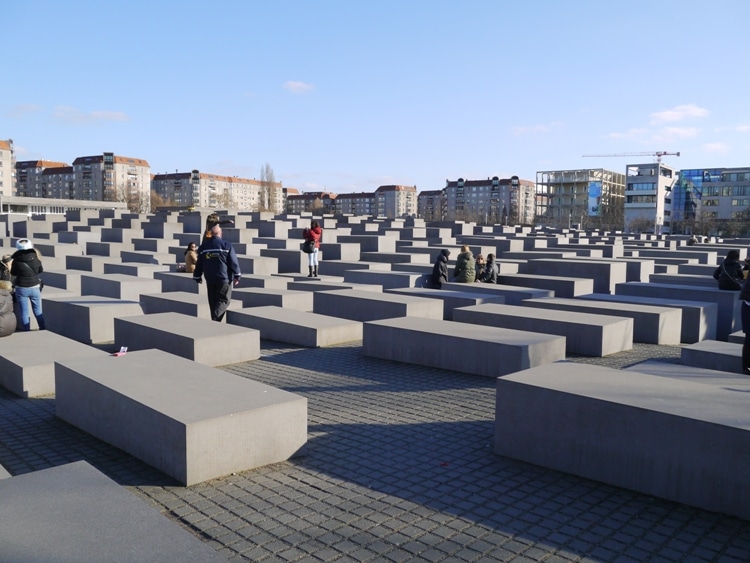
[
  {"xmin": 713, "ymin": 249, "xmax": 746, "ymax": 291},
  {"xmin": 453, "ymin": 245, "xmax": 475, "ymax": 283},
  {"xmin": 431, "ymin": 249, "xmax": 451, "ymax": 289},
  {"xmin": 184, "ymin": 242, "xmax": 198, "ymax": 273},
  {"xmin": 193, "ymin": 225, "xmax": 241, "ymax": 322},
  {"xmin": 10, "ymin": 239, "xmax": 45, "ymax": 331},
  {"xmin": 303, "ymin": 220, "xmax": 322, "ymax": 277},
  {"xmin": 741, "ymin": 275, "xmax": 750, "ymax": 375}
]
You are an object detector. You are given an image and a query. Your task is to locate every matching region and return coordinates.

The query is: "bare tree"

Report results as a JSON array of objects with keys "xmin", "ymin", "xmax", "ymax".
[{"xmin": 259, "ymin": 163, "xmax": 277, "ymax": 213}]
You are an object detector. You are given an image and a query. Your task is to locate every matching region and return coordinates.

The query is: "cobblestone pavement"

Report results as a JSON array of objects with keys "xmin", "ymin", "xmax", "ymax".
[{"xmin": 1, "ymin": 341, "xmax": 750, "ymax": 562}]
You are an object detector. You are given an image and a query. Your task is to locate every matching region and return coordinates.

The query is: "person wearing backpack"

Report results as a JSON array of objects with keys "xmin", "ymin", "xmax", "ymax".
[
  {"xmin": 713, "ymin": 249, "xmax": 746, "ymax": 291},
  {"xmin": 302, "ymin": 220, "xmax": 322, "ymax": 277}
]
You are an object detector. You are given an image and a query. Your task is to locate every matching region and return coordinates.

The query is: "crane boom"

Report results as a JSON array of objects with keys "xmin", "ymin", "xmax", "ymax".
[{"xmin": 582, "ymin": 151, "xmax": 680, "ymax": 163}]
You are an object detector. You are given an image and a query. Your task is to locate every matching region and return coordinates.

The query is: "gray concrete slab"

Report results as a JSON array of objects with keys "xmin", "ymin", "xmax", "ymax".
[
  {"xmin": 495, "ymin": 362, "xmax": 750, "ymax": 521},
  {"xmin": 440, "ymin": 281, "xmax": 553, "ymax": 305},
  {"xmin": 314, "ymin": 289, "xmax": 443, "ymax": 322},
  {"xmin": 363, "ymin": 316, "xmax": 566, "ymax": 377},
  {"xmin": 114, "ymin": 312, "xmax": 260, "ymax": 366},
  {"xmin": 454, "ymin": 303, "xmax": 633, "ymax": 356},
  {"xmin": 680, "ymin": 339, "xmax": 743, "ymax": 373},
  {"xmin": 227, "ymin": 306, "xmax": 363, "ymax": 347},
  {"xmin": 44, "ymin": 295, "xmax": 144, "ymax": 344},
  {"xmin": 0, "ymin": 461, "xmax": 227, "ymax": 562},
  {"xmin": 55, "ymin": 349, "xmax": 307, "ymax": 485},
  {"xmin": 385, "ymin": 287, "xmax": 507, "ymax": 320},
  {"xmin": 0, "ymin": 330, "xmax": 107, "ymax": 398},
  {"xmin": 140, "ymin": 291, "xmax": 243, "ymax": 320},
  {"xmin": 497, "ymin": 273, "xmax": 595, "ymax": 298},
  {"xmin": 81, "ymin": 273, "xmax": 162, "ymax": 301}
]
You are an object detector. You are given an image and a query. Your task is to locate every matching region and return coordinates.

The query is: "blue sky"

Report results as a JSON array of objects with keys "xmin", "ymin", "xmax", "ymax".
[{"xmin": 4, "ymin": 0, "xmax": 749, "ymax": 194}]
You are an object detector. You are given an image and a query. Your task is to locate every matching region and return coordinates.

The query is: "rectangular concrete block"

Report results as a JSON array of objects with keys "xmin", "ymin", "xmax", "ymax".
[
  {"xmin": 314, "ymin": 289, "xmax": 443, "ymax": 322},
  {"xmin": 227, "ymin": 306, "xmax": 363, "ymax": 347},
  {"xmin": 44, "ymin": 295, "xmax": 144, "ymax": 344},
  {"xmin": 385, "ymin": 287, "xmax": 506, "ymax": 320},
  {"xmin": 114, "ymin": 312, "xmax": 260, "ymax": 366},
  {"xmin": 440, "ymin": 282, "xmax": 553, "ymax": 305},
  {"xmin": 140, "ymin": 291, "xmax": 243, "ymax": 320},
  {"xmin": 522, "ymin": 297, "xmax": 682, "ymax": 345},
  {"xmin": 495, "ymin": 362, "xmax": 750, "ymax": 520},
  {"xmin": 55, "ymin": 349, "xmax": 307, "ymax": 485},
  {"xmin": 0, "ymin": 461, "xmax": 227, "ymax": 561},
  {"xmin": 0, "ymin": 331, "xmax": 107, "ymax": 398},
  {"xmin": 363, "ymin": 316, "xmax": 566, "ymax": 377},
  {"xmin": 232, "ymin": 287, "xmax": 314, "ymax": 311},
  {"xmin": 454, "ymin": 303, "xmax": 633, "ymax": 356},
  {"xmin": 81, "ymin": 273, "xmax": 162, "ymax": 301},
  {"xmin": 680, "ymin": 340, "xmax": 743, "ymax": 374}
]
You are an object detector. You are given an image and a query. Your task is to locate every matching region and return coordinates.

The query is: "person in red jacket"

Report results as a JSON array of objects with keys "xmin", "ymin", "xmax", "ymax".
[{"xmin": 303, "ymin": 220, "xmax": 322, "ymax": 277}]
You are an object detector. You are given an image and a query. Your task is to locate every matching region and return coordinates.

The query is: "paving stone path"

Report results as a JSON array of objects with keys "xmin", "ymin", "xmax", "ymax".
[{"xmin": 1, "ymin": 340, "xmax": 749, "ymax": 562}]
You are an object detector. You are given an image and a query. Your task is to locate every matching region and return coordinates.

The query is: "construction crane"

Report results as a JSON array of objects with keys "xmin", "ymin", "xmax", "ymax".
[{"xmin": 582, "ymin": 151, "xmax": 680, "ymax": 163}]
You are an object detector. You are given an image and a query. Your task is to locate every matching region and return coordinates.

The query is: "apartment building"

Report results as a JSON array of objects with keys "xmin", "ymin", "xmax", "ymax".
[
  {"xmin": 374, "ymin": 185, "xmax": 417, "ymax": 218},
  {"xmin": 0, "ymin": 139, "xmax": 15, "ymax": 197},
  {"xmin": 536, "ymin": 169, "xmax": 625, "ymax": 229},
  {"xmin": 71, "ymin": 153, "xmax": 151, "ymax": 211},
  {"xmin": 336, "ymin": 192, "xmax": 374, "ymax": 216},
  {"xmin": 417, "ymin": 190, "xmax": 442, "ymax": 221},
  {"xmin": 442, "ymin": 176, "xmax": 535, "ymax": 224},
  {"xmin": 16, "ymin": 160, "xmax": 71, "ymax": 198},
  {"xmin": 151, "ymin": 170, "xmax": 283, "ymax": 212},
  {"xmin": 286, "ymin": 191, "xmax": 337, "ymax": 214}
]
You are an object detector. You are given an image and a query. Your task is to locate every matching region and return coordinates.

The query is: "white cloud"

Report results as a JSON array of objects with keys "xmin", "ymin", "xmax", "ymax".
[
  {"xmin": 284, "ymin": 81, "xmax": 315, "ymax": 94},
  {"xmin": 653, "ymin": 126, "xmax": 700, "ymax": 140},
  {"xmin": 737, "ymin": 124, "xmax": 750, "ymax": 133},
  {"xmin": 6, "ymin": 104, "xmax": 42, "ymax": 118},
  {"xmin": 702, "ymin": 142, "xmax": 730, "ymax": 153},
  {"xmin": 649, "ymin": 104, "xmax": 709, "ymax": 124},
  {"xmin": 603, "ymin": 128, "xmax": 648, "ymax": 140},
  {"xmin": 53, "ymin": 106, "xmax": 128, "ymax": 124}
]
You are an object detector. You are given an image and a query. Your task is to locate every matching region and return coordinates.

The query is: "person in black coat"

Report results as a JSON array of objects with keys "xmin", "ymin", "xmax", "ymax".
[
  {"xmin": 432, "ymin": 249, "xmax": 451, "ymax": 289},
  {"xmin": 10, "ymin": 239, "xmax": 45, "ymax": 331},
  {"xmin": 713, "ymin": 249, "xmax": 746, "ymax": 291}
]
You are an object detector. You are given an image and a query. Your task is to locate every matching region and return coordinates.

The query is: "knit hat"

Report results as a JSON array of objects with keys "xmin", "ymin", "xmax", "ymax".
[{"xmin": 15, "ymin": 239, "xmax": 33, "ymax": 251}]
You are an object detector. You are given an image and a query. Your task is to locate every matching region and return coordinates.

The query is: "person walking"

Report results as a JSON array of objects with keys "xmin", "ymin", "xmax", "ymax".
[
  {"xmin": 303, "ymin": 220, "xmax": 322, "ymax": 277},
  {"xmin": 184, "ymin": 242, "xmax": 198, "ymax": 273},
  {"xmin": 453, "ymin": 245, "xmax": 475, "ymax": 283},
  {"xmin": 713, "ymin": 249, "xmax": 746, "ymax": 291},
  {"xmin": 10, "ymin": 239, "xmax": 45, "ymax": 331},
  {"xmin": 431, "ymin": 249, "xmax": 451, "ymax": 289},
  {"xmin": 193, "ymin": 225, "xmax": 241, "ymax": 322}
]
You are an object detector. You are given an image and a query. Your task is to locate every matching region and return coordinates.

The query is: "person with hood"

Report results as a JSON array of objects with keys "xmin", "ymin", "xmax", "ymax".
[
  {"xmin": 481, "ymin": 253, "xmax": 498, "ymax": 283},
  {"xmin": 10, "ymin": 239, "xmax": 45, "ymax": 331},
  {"xmin": 0, "ymin": 280, "xmax": 16, "ymax": 337},
  {"xmin": 432, "ymin": 249, "xmax": 451, "ymax": 289},
  {"xmin": 453, "ymin": 245, "xmax": 475, "ymax": 283},
  {"xmin": 713, "ymin": 249, "xmax": 746, "ymax": 291}
]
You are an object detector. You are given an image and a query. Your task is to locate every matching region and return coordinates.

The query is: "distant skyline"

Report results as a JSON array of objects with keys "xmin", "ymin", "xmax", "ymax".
[{"xmin": 3, "ymin": 0, "xmax": 749, "ymax": 194}]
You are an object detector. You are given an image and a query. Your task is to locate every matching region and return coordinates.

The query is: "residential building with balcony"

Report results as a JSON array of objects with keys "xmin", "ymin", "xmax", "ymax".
[
  {"xmin": 536, "ymin": 169, "xmax": 625, "ymax": 229},
  {"xmin": 71, "ymin": 153, "xmax": 151, "ymax": 211},
  {"xmin": 15, "ymin": 159, "xmax": 70, "ymax": 198},
  {"xmin": 417, "ymin": 190, "xmax": 442, "ymax": 221},
  {"xmin": 152, "ymin": 170, "xmax": 283, "ymax": 212},
  {"xmin": 442, "ymin": 176, "xmax": 535, "ymax": 224},
  {"xmin": 336, "ymin": 192, "xmax": 374, "ymax": 216},
  {"xmin": 374, "ymin": 185, "xmax": 417, "ymax": 218},
  {"xmin": 286, "ymin": 192, "xmax": 337, "ymax": 214},
  {"xmin": 0, "ymin": 139, "xmax": 14, "ymax": 197}
]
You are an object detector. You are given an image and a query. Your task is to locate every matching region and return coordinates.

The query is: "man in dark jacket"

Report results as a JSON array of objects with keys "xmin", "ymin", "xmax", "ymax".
[
  {"xmin": 193, "ymin": 226, "xmax": 241, "ymax": 321},
  {"xmin": 432, "ymin": 249, "xmax": 451, "ymax": 289}
]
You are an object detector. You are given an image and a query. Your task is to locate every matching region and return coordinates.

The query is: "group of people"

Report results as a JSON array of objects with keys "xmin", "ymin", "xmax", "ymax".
[
  {"xmin": 187, "ymin": 214, "xmax": 322, "ymax": 322},
  {"xmin": 0, "ymin": 238, "xmax": 46, "ymax": 337},
  {"xmin": 432, "ymin": 245, "xmax": 497, "ymax": 289}
]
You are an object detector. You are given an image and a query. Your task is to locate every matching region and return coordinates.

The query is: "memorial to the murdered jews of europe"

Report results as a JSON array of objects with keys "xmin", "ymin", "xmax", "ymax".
[{"xmin": 0, "ymin": 207, "xmax": 749, "ymax": 562}]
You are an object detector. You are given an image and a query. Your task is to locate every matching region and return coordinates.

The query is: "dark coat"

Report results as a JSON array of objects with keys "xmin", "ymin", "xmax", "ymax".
[
  {"xmin": 481, "ymin": 260, "xmax": 498, "ymax": 283},
  {"xmin": 432, "ymin": 251, "xmax": 450, "ymax": 289},
  {"xmin": 453, "ymin": 251, "xmax": 475, "ymax": 283},
  {"xmin": 194, "ymin": 236, "xmax": 241, "ymax": 285},
  {"xmin": 713, "ymin": 258, "xmax": 745, "ymax": 291},
  {"xmin": 10, "ymin": 249, "xmax": 43, "ymax": 288}
]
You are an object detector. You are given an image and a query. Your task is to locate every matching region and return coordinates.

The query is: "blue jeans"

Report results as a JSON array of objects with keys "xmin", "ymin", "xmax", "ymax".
[{"xmin": 15, "ymin": 285, "xmax": 45, "ymax": 331}]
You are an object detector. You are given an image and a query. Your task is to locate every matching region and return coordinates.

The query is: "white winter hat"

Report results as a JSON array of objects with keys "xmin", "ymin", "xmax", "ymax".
[{"xmin": 15, "ymin": 239, "xmax": 33, "ymax": 251}]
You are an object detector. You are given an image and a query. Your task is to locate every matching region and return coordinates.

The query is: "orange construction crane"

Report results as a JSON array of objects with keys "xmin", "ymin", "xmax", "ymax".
[{"xmin": 582, "ymin": 151, "xmax": 680, "ymax": 163}]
